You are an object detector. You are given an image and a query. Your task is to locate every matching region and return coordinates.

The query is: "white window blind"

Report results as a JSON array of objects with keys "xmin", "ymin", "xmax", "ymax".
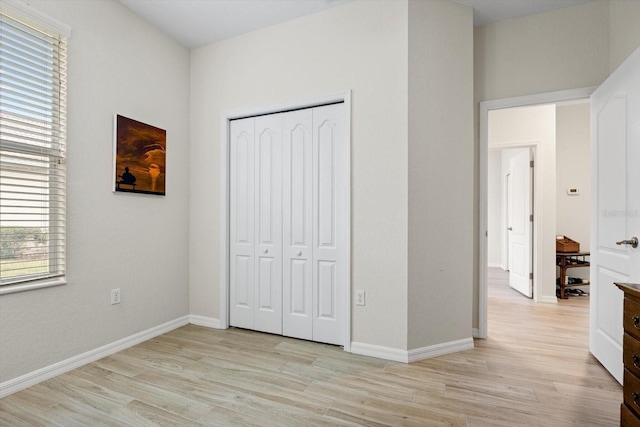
[{"xmin": 0, "ymin": 5, "xmax": 67, "ymax": 287}]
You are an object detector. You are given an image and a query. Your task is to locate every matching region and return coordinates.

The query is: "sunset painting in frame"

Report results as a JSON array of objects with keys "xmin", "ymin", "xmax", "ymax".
[{"xmin": 114, "ymin": 115, "xmax": 166, "ymax": 195}]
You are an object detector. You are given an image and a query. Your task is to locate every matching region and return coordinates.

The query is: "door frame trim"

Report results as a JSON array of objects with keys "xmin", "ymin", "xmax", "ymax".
[
  {"xmin": 478, "ymin": 87, "xmax": 596, "ymax": 339},
  {"xmin": 219, "ymin": 91, "xmax": 352, "ymax": 351}
]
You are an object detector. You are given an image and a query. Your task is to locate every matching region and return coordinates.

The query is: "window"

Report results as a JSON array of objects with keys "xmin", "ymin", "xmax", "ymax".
[{"xmin": 0, "ymin": 3, "xmax": 69, "ymax": 291}]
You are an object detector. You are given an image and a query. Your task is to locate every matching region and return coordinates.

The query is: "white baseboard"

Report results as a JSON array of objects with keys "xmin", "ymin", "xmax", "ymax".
[
  {"xmin": 487, "ymin": 262, "xmax": 503, "ymax": 268},
  {"xmin": 0, "ymin": 315, "xmax": 189, "ymax": 398},
  {"xmin": 407, "ymin": 337, "xmax": 474, "ymax": 362},
  {"xmin": 538, "ymin": 295, "xmax": 559, "ymax": 304},
  {"xmin": 351, "ymin": 337, "xmax": 474, "ymax": 363},
  {"xmin": 189, "ymin": 315, "xmax": 221, "ymax": 329},
  {"xmin": 350, "ymin": 342, "xmax": 409, "ymax": 362}
]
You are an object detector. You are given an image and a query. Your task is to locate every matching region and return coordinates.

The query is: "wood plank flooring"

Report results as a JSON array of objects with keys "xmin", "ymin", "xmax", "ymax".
[{"xmin": 0, "ymin": 269, "xmax": 621, "ymax": 426}]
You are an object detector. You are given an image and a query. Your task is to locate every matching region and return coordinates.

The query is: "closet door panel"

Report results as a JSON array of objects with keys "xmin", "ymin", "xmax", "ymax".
[
  {"xmin": 254, "ymin": 114, "xmax": 283, "ymax": 334},
  {"xmin": 229, "ymin": 103, "xmax": 346, "ymax": 347},
  {"xmin": 229, "ymin": 118, "xmax": 256, "ymax": 329},
  {"xmin": 317, "ymin": 261, "xmax": 336, "ymax": 318},
  {"xmin": 290, "ymin": 259, "xmax": 308, "ymax": 313},
  {"xmin": 312, "ymin": 104, "xmax": 346, "ymax": 345},
  {"xmin": 318, "ymin": 123, "xmax": 336, "ymax": 249},
  {"xmin": 282, "ymin": 109, "xmax": 313, "ymax": 340}
]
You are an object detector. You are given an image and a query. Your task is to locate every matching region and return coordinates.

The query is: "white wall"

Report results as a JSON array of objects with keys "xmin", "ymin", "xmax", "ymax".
[
  {"xmin": 191, "ymin": 0, "xmax": 475, "ymax": 354},
  {"xmin": 407, "ymin": 0, "xmax": 473, "ymax": 349},
  {"xmin": 556, "ymin": 102, "xmax": 591, "ymax": 251},
  {"xmin": 556, "ymin": 101, "xmax": 590, "ymax": 282},
  {"xmin": 610, "ymin": 0, "xmax": 640, "ymax": 72},
  {"xmin": 0, "ymin": 0, "xmax": 191, "ymax": 383},
  {"xmin": 488, "ymin": 105, "xmax": 556, "ymax": 302},
  {"xmin": 189, "ymin": 0, "xmax": 410, "ymax": 350},
  {"xmin": 474, "ymin": 1, "xmax": 610, "ymax": 102}
]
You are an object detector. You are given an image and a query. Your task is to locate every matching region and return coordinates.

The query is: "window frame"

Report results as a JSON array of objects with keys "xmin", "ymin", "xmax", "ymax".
[{"xmin": 0, "ymin": 0, "xmax": 70, "ymax": 295}]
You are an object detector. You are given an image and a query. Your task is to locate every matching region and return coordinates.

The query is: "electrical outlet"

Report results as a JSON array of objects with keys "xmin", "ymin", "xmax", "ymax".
[
  {"xmin": 111, "ymin": 288, "xmax": 121, "ymax": 305},
  {"xmin": 356, "ymin": 290, "xmax": 365, "ymax": 306}
]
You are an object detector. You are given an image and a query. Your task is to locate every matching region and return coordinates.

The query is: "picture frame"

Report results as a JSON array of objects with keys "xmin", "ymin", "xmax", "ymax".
[{"xmin": 113, "ymin": 114, "xmax": 166, "ymax": 196}]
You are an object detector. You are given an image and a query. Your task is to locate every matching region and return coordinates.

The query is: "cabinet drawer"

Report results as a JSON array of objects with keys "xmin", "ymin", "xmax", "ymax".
[
  {"xmin": 625, "ymin": 334, "xmax": 640, "ymax": 378},
  {"xmin": 622, "ymin": 402, "xmax": 640, "ymax": 426},
  {"xmin": 625, "ymin": 297, "xmax": 640, "ymax": 340},
  {"xmin": 624, "ymin": 368, "xmax": 640, "ymax": 419}
]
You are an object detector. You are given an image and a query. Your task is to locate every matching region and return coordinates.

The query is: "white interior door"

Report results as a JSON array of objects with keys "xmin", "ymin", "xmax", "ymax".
[
  {"xmin": 311, "ymin": 104, "xmax": 346, "ymax": 345},
  {"xmin": 229, "ymin": 117, "xmax": 255, "ymax": 329},
  {"xmin": 590, "ymin": 47, "xmax": 640, "ymax": 384},
  {"xmin": 254, "ymin": 114, "xmax": 283, "ymax": 334},
  {"xmin": 230, "ymin": 115, "xmax": 284, "ymax": 334},
  {"xmin": 229, "ymin": 103, "xmax": 347, "ymax": 346},
  {"xmin": 505, "ymin": 173, "xmax": 511, "ymax": 271},
  {"xmin": 508, "ymin": 149, "xmax": 533, "ymax": 297},
  {"xmin": 282, "ymin": 109, "xmax": 314, "ymax": 340}
]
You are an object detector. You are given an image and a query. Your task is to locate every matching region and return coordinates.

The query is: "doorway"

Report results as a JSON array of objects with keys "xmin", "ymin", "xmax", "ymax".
[{"xmin": 478, "ymin": 87, "xmax": 595, "ymax": 338}]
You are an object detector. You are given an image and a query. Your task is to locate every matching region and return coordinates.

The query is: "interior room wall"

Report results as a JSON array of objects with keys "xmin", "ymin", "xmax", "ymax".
[
  {"xmin": 474, "ymin": 1, "xmax": 610, "ymax": 103},
  {"xmin": 191, "ymin": 0, "xmax": 475, "ymax": 354},
  {"xmin": 609, "ymin": 0, "xmax": 640, "ymax": 73},
  {"xmin": 189, "ymin": 0, "xmax": 410, "ymax": 350},
  {"xmin": 488, "ymin": 104, "xmax": 556, "ymax": 303},
  {"xmin": 556, "ymin": 102, "xmax": 591, "ymax": 251},
  {"xmin": 0, "ymin": 0, "xmax": 191, "ymax": 384},
  {"xmin": 407, "ymin": 0, "xmax": 473, "ymax": 350},
  {"xmin": 556, "ymin": 101, "xmax": 590, "ymax": 281}
]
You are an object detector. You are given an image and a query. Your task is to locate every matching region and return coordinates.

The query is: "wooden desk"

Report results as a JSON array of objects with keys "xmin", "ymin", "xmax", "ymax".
[{"xmin": 556, "ymin": 252, "xmax": 590, "ymax": 299}]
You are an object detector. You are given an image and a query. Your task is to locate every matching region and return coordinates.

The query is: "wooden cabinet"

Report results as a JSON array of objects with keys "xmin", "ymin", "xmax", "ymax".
[{"xmin": 616, "ymin": 282, "xmax": 640, "ymax": 426}]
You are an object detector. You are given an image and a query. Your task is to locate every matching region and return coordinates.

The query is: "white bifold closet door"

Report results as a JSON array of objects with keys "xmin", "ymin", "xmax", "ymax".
[
  {"xmin": 229, "ymin": 103, "xmax": 346, "ymax": 346},
  {"xmin": 229, "ymin": 114, "xmax": 283, "ymax": 335}
]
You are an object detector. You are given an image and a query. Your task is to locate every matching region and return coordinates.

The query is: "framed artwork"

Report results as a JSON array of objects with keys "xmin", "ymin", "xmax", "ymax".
[{"xmin": 113, "ymin": 114, "xmax": 166, "ymax": 195}]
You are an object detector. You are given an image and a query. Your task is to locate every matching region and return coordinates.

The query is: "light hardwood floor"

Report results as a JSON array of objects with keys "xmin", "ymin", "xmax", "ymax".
[{"xmin": 0, "ymin": 269, "xmax": 621, "ymax": 426}]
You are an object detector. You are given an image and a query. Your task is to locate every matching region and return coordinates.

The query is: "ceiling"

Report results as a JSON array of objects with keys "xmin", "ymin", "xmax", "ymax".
[{"xmin": 119, "ymin": 0, "xmax": 592, "ymax": 49}]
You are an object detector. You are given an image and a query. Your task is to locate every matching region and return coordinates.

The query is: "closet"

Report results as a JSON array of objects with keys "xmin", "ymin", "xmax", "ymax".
[{"xmin": 229, "ymin": 103, "xmax": 346, "ymax": 346}]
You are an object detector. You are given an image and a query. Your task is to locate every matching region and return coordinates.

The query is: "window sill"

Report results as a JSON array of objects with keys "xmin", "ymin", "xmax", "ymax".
[{"xmin": 0, "ymin": 277, "xmax": 67, "ymax": 295}]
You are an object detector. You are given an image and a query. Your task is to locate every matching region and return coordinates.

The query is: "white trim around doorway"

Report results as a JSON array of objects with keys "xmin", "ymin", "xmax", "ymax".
[
  {"xmin": 478, "ymin": 87, "xmax": 596, "ymax": 339},
  {"xmin": 219, "ymin": 91, "xmax": 352, "ymax": 352}
]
